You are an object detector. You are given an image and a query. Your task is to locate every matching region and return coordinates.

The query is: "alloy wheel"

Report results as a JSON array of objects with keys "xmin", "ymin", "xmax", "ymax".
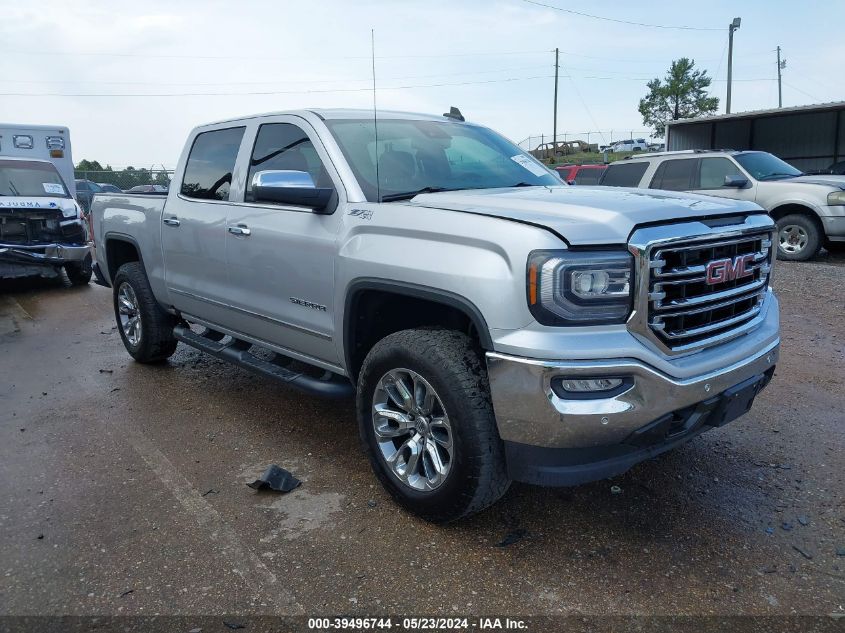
[
  {"xmin": 117, "ymin": 282, "xmax": 142, "ymax": 347},
  {"xmin": 779, "ymin": 224, "xmax": 808, "ymax": 254},
  {"xmin": 371, "ymin": 368, "xmax": 453, "ymax": 492}
]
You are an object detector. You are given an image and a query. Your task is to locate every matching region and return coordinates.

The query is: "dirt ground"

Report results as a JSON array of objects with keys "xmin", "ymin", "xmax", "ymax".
[{"xmin": 0, "ymin": 251, "xmax": 843, "ymax": 627}]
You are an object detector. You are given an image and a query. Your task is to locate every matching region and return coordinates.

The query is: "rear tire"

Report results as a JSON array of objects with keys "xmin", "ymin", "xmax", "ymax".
[
  {"xmin": 65, "ymin": 254, "xmax": 93, "ymax": 286},
  {"xmin": 357, "ymin": 328, "xmax": 510, "ymax": 523},
  {"xmin": 113, "ymin": 262, "xmax": 177, "ymax": 363},
  {"xmin": 776, "ymin": 214, "xmax": 821, "ymax": 261}
]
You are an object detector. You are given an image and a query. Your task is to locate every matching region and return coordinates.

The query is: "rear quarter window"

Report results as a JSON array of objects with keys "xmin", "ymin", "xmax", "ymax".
[
  {"xmin": 599, "ymin": 162, "xmax": 648, "ymax": 187},
  {"xmin": 181, "ymin": 126, "xmax": 246, "ymax": 201}
]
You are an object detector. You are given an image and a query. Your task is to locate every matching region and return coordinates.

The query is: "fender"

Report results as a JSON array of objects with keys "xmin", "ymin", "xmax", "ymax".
[{"xmin": 343, "ymin": 278, "xmax": 493, "ymax": 377}]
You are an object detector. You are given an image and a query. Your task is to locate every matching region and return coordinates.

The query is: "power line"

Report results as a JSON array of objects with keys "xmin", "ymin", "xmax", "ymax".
[
  {"xmin": 782, "ymin": 81, "xmax": 822, "ymax": 103},
  {"xmin": 557, "ymin": 59, "xmax": 607, "ymax": 144},
  {"xmin": 0, "ymin": 74, "xmax": 557, "ymax": 98},
  {"xmin": 0, "ymin": 73, "xmax": 782, "ymax": 97},
  {"xmin": 518, "ymin": 0, "xmax": 723, "ymax": 31},
  {"xmin": 0, "ymin": 47, "xmax": 549, "ymax": 61},
  {"xmin": 0, "ymin": 65, "xmax": 552, "ymax": 87}
]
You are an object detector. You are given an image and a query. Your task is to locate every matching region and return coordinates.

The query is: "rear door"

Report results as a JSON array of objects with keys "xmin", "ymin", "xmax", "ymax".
[
  {"xmin": 222, "ymin": 116, "xmax": 344, "ymax": 366},
  {"xmin": 160, "ymin": 125, "xmax": 247, "ymax": 325},
  {"xmin": 648, "ymin": 158, "xmax": 698, "ymax": 192}
]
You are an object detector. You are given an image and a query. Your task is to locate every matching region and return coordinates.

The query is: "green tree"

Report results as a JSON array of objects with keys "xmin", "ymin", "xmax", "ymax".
[
  {"xmin": 76, "ymin": 159, "xmax": 108, "ymax": 172},
  {"xmin": 638, "ymin": 58, "xmax": 719, "ymax": 138}
]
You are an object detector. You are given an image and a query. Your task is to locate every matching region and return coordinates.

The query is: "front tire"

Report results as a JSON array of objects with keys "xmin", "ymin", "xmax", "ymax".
[
  {"xmin": 776, "ymin": 214, "xmax": 821, "ymax": 261},
  {"xmin": 357, "ymin": 328, "xmax": 510, "ymax": 523},
  {"xmin": 112, "ymin": 262, "xmax": 177, "ymax": 363},
  {"xmin": 65, "ymin": 254, "xmax": 93, "ymax": 286}
]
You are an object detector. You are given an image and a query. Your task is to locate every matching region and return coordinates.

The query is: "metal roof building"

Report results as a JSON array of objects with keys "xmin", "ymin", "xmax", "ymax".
[{"xmin": 665, "ymin": 101, "xmax": 845, "ymax": 172}]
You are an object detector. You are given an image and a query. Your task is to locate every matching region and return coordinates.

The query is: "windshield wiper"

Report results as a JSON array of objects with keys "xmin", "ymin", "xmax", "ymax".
[
  {"xmin": 759, "ymin": 172, "xmax": 800, "ymax": 181},
  {"xmin": 380, "ymin": 186, "xmax": 461, "ymax": 202}
]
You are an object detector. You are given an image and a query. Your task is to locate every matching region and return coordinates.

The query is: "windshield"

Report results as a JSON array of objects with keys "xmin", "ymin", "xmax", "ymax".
[
  {"xmin": 323, "ymin": 118, "xmax": 560, "ymax": 201},
  {"xmin": 0, "ymin": 160, "xmax": 70, "ymax": 198},
  {"xmin": 734, "ymin": 152, "xmax": 802, "ymax": 181}
]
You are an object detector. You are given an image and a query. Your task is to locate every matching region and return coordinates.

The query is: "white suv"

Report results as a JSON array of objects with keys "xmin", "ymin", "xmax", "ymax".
[
  {"xmin": 610, "ymin": 138, "xmax": 648, "ymax": 153},
  {"xmin": 599, "ymin": 150, "xmax": 845, "ymax": 261}
]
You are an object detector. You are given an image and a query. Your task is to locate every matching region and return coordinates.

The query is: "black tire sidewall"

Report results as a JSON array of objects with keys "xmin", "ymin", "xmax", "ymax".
[
  {"xmin": 65, "ymin": 254, "xmax": 93, "ymax": 285},
  {"xmin": 112, "ymin": 262, "xmax": 175, "ymax": 362},
  {"xmin": 357, "ymin": 331, "xmax": 503, "ymax": 522},
  {"xmin": 776, "ymin": 214, "xmax": 821, "ymax": 261}
]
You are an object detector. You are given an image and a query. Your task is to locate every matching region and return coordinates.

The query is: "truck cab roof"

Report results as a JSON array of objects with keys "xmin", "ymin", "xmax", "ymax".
[{"xmin": 196, "ymin": 108, "xmax": 473, "ymax": 130}]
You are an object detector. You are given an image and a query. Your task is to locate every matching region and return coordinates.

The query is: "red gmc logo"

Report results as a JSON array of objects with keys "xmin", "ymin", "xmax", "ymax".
[{"xmin": 705, "ymin": 254, "xmax": 755, "ymax": 285}]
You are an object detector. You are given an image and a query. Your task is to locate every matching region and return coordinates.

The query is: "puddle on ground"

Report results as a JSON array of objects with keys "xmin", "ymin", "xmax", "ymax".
[
  {"xmin": 239, "ymin": 460, "xmax": 345, "ymax": 542},
  {"xmin": 258, "ymin": 489, "xmax": 345, "ymax": 542}
]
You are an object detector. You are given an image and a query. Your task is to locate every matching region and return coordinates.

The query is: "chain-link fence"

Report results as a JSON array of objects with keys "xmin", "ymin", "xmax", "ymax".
[
  {"xmin": 517, "ymin": 131, "xmax": 656, "ymax": 161},
  {"xmin": 74, "ymin": 169, "xmax": 174, "ymax": 192}
]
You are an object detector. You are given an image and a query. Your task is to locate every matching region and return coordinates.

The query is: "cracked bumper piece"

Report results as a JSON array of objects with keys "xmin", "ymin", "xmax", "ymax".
[
  {"xmin": 0, "ymin": 243, "xmax": 92, "ymax": 279},
  {"xmin": 486, "ymin": 340, "xmax": 778, "ymax": 486},
  {"xmin": 0, "ymin": 243, "xmax": 91, "ymax": 264}
]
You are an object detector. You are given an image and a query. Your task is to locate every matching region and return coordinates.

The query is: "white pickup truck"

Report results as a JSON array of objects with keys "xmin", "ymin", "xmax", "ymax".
[{"xmin": 92, "ymin": 109, "xmax": 780, "ymax": 522}]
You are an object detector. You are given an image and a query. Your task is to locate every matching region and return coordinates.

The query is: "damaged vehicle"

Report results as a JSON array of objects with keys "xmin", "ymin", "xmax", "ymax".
[
  {"xmin": 92, "ymin": 109, "xmax": 779, "ymax": 522},
  {"xmin": 0, "ymin": 157, "xmax": 92, "ymax": 284}
]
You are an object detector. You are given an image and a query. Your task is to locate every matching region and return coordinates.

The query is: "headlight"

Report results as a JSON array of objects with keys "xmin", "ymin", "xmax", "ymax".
[
  {"xmin": 62, "ymin": 203, "xmax": 79, "ymax": 219},
  {"xmin": 527, "ymin": 250, "xmax": 633, "ymax": 325},
  {"xmin": 828, "ymin": 191, "xmax": 845, "ymax": 206}
]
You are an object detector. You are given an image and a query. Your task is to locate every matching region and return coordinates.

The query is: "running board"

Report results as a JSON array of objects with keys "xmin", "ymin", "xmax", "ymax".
[{"xmin": 172, "ymin": 324, "xmax": 354, "ymax": 399}]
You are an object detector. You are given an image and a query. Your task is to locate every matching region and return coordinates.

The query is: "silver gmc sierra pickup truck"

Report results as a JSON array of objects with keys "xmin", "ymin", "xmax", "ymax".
[{"xmin": 92, "ymin": 109, "xmax": 780, "ymax": 522}]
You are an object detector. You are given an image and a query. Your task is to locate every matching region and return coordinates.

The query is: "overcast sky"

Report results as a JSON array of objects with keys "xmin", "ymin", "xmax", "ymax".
[{"xmin": 1, "ymin": 0, "xmax": 842, "ymax": 168}]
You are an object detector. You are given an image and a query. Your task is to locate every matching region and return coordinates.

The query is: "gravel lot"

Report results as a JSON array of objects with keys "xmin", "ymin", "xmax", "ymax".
[{"xmin": 0, "ymin": 253, "xmax": 843, "ymax": 626}]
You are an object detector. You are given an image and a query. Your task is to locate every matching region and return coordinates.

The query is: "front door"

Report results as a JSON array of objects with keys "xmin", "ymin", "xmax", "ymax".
[
  {"xmin": 690, "ymin": 157, "xmax": 758, "ymax": 202},
  {"xmin": 223, "ymin": 118, "xmax": 342, "ymax": 366}
]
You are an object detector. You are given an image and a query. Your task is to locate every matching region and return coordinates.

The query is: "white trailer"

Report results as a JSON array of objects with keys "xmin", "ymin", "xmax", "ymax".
[{"xmin": 0, "ymin": 124, "xmax": 75, "ymax": 197}]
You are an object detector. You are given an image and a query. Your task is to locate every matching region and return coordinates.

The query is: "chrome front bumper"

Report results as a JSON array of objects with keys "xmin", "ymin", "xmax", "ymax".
[{"xmin": 486, "ymin": 338, "xmax": 779, "ymax": 450}]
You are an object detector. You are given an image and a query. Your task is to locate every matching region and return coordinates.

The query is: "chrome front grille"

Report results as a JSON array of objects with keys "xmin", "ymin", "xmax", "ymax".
[{"xmin": 628, "ymin": 215, "xmax": 776, "ymax": 355}]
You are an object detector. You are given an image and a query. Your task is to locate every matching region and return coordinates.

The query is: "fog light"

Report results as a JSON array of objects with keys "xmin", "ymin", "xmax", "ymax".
[
  {"xmin": 550, "ymin": 375, "xmax": 632, "ymax": 400},
  {"xmin": 561, "ymin": 377, "xmax": 623, "ymax": 392}
]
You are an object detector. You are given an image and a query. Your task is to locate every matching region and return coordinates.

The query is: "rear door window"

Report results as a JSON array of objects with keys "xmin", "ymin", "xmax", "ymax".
[
  {"xmin": 650, "ymin": 159, "xmax": 696, "ymax": 191},
  {"xmin": 180, "ymin": 126, "xmax": 245, "ymax": 201},
  {"xmin": 599, "ymin": 162, "xmax": 648, "ymax": 187}
]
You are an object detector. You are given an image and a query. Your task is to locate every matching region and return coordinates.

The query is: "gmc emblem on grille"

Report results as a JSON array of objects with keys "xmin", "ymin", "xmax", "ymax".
[{"xmin": 705, "ymin": 254, "xmax": 755, "ymax": 285}]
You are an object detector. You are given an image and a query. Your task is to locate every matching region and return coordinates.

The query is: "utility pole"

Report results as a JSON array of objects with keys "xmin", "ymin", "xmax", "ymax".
[
  {"xmin": 553, "ymin": 47, "xmax": 559, "ymax": 163},
  {"xmin": 777, "ymin": 46, "xmax": 786, "ymax": 108},
  {"xmin": 726, "ymin": 17, "xmax": 741, "ymax": 114}
]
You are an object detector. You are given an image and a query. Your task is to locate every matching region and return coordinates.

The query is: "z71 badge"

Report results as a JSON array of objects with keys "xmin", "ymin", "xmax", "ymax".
[{"xmin": 348, "ymin": 208, "xmax": 373, "ymax": 220}]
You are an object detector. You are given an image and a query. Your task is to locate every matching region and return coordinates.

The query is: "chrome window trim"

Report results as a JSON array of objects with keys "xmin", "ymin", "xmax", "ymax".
[{"xmin": 627, "ymin": 214, "xmax": 776, "ymax": 358}]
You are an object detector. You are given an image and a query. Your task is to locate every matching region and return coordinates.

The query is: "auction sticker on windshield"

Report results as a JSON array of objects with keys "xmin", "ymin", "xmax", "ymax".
[
  {"xmin": 510, "ymin": 154, "xmax": 548, "ymax": 177},
  {"xmin": 42, "ymin": 183, "xmax": 65, "ymax": 195}
]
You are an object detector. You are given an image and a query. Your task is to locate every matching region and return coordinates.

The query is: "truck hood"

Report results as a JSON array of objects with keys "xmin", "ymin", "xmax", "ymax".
[
  {"xmin": 409, "ymin": 186, "xmax": 763, "ymax": 245},
  {"xmin": 777, "ymin": 175, "xmax": 845, "ymax": 189},
  {"xmin": 0, "ymin": 196, "xmax": 79, "ymax": 218}
]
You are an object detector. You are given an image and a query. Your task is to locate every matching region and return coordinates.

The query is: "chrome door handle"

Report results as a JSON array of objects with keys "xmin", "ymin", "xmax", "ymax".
[
  {"xmin": 227, "ymin": 225, "xmax": 251, "ymax": 236},
  {"xmin": 162, "ymin": 217, "xmax": 180, "ymax": 227}
]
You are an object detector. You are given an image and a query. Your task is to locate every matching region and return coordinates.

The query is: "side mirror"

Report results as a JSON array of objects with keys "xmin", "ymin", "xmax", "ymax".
[
  {"xmin": 724, "ymin": 174, "xmax": 749, "ymax": 188},
  {"xmin": 252, "ymin": 170, "xmax": 333, "ymax": 212}
]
